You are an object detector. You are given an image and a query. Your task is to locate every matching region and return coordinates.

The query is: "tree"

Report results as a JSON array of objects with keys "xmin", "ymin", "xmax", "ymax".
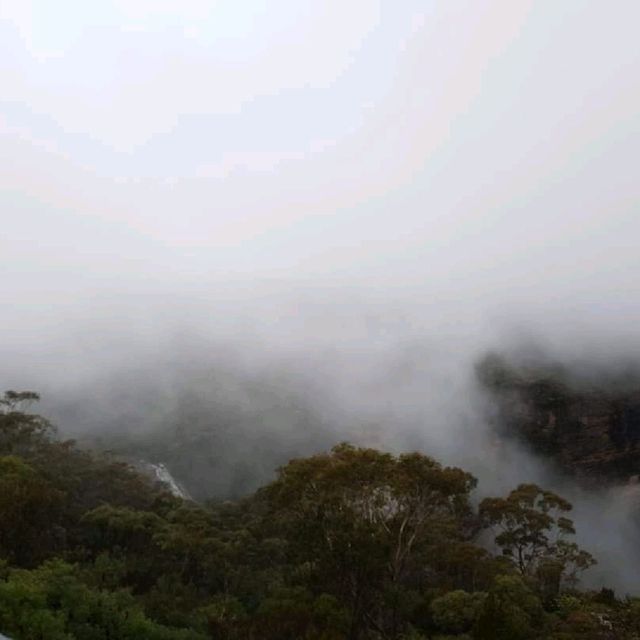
[
  {"xmin": 430, "ymin": 589, "xmax": 486, "ymax": 635},
  {"xmin": 473, "ymin": 575, "xmax": 545, "ymax": 640},
  {"xmin": 0, "ymin": 390, "xmax": 40, "ymax": 413},
  {"xmin": 0, "ymin": 391, "xmax": 54, "ymax": 457},
  {"xmin": 0, "ymin": 559, "xmax": 207, "ymax": 640},
  {"xmin": 262, "ymin": 443, "xmax": 477, "ymax": 638},
  {"xmin": 0, "ymin": 456, "xmax": 64, "ymax": 566},
  {"xmin": 479, "ymin": 484, "xmax": 595, "ymax": 595}
]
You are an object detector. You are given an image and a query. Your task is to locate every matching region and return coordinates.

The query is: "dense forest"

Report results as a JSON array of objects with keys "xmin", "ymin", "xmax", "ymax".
[{"xmin": 0, "ymin": 390, "xmax": 638, "ymax": 639}]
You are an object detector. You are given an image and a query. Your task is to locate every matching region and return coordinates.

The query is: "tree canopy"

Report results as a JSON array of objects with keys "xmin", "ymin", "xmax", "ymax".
[{"xmin": 0, "ymin": 390, "xmax": 632, "ymax": 640}]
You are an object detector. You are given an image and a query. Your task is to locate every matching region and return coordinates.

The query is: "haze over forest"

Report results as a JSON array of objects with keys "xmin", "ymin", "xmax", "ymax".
[{"xmin": 2, "ymin": 3, "xmax": 640, "ymax": 635}]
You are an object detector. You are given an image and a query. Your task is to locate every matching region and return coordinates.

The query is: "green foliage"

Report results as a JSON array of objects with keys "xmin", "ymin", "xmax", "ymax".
[
  {"xmin": 0, "ymin": 560, "xmax": 205, "ymax": 640},
  {"xmin": 262, "ymin": 442, "xmax": 477, "ymax": 637},
  {"xmin": 430, "ymin": 590, "xmax": 486, "ymax": 634},
  {"xmin": 0, "ymin": 455, "xmax": 65, "ymax": 566},
  {"xmin": 0, "ymin": 390, "xmax": 619, "ymax": 640},
  {"xmin": 479, "ymin": 483, "xmax": 595, "ymax": 595},
  {"xmin": 474, "ymin": 575, "xmax": 546, "ymax": 639}
]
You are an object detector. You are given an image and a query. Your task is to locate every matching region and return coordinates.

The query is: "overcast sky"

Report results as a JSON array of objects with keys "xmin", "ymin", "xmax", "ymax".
[
  {"xmin": 1, "ymin": 0, "xmax": 640, "ymax": 375},
  {"xmin": 2, "ymin": 0, "xmax": 638, "ymax": 294}
]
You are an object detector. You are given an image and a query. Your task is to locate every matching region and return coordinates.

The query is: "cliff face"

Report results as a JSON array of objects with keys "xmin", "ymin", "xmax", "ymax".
[{"xmin": 478, "ymin": 355, "xmax": 640, "ymax": 482}]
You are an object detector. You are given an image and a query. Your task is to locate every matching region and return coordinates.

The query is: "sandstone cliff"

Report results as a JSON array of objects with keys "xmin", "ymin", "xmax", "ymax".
[{"xmin": 478, "ymin": 354, "xmax": 640, "ymax": 482}]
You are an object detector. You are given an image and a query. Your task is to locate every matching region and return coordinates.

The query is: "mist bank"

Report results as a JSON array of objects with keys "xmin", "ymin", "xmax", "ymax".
[
  {"xmin": 3, "ymin": 284, "xmax": 640, "ymax": 591},
  {"xmin": 5, "ymin": 282, "xmax": 640, "ymax": 492}
]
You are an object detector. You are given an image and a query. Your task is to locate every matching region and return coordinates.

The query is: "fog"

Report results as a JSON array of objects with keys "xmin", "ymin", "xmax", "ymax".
[{"xmin": 2, "ymin": 1, "xmax": 640, "ymax": 591}]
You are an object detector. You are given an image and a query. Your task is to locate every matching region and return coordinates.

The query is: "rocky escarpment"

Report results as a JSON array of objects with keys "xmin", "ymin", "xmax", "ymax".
[{"xmin": 478, "ymin": 354, "xmax": 640, "ymax": 482}]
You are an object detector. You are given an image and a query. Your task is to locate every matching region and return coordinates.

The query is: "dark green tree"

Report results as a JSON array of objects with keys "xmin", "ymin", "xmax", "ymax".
[
  {"xmin": 479, "ymin": 484, "xmax": 595, "ymax": 596},
  {"xmin": 263, "ymin": 443, "xmax": 476, "ymax": 638}
]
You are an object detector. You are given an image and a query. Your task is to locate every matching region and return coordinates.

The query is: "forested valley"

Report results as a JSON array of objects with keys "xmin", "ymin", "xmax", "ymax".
[{"xmin": 0, "ymin": 389, "xmax": 636, "ymax": 640}]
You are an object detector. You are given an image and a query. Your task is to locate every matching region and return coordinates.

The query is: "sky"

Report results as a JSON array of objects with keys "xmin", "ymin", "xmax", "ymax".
[
  {"xmin": 2, "ymin": 0, "xmax": 640, "ymax": 589},
  {"xmin": 2, "ymin": 0, "xmax": 638, "ymax": 299}
]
